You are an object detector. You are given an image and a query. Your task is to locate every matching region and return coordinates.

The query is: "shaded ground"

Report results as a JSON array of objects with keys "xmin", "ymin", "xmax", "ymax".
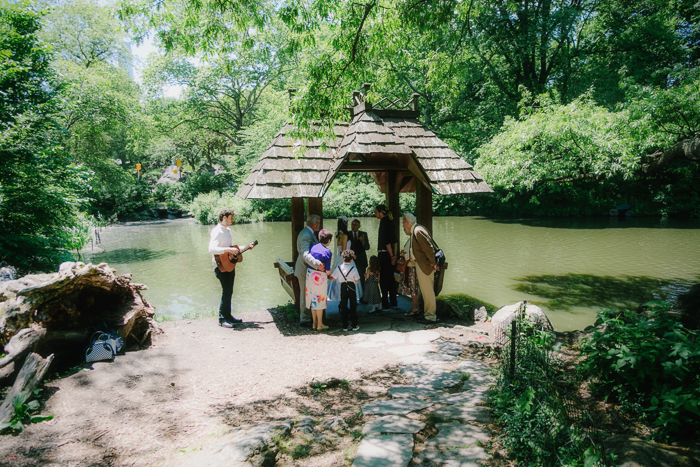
[{"xmin": 0, "ymin": 305, "xmax": 494, "ymax": 467}]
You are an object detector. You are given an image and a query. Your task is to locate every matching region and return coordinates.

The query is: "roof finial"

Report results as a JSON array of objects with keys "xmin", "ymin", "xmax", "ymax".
[{"xmin": 411, "ymin": 93, "xmax": 420, "ymax": 112}]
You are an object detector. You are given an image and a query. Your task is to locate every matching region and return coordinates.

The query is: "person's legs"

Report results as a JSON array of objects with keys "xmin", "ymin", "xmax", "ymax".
[
  {"xmin": 416, "ymin": 268, "xmax": 436, "ymax": 321},
  {"xmin": 378, "ymin": 252, "xmax": 392, "ymax": 308},
  {"xmin": 311, "ymin": 307, "xmax": 318, "ymax": 330},
  {"xmin": 215, "ymin": 268, "xmax": 236, "ymax": 322},
  {"xmin": 299, "ymin": 273, "xmax": 312, "ymax": 324},
  {"xmin": 340, "ymin": 283, "xmax": 350, "ymax": 329},
  {"xmin": 349, "ymin": 288, "xmax": 358, "ymax": 327}
]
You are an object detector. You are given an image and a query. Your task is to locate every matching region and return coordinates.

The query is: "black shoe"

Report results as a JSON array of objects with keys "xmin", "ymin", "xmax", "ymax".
[
  {"xmin": 219, "ymin": 320, "xmax": 236, "ymax": 328},
  {"xmin": 229, "ymin": 317, "xmax": 243, "ymax": 323}
]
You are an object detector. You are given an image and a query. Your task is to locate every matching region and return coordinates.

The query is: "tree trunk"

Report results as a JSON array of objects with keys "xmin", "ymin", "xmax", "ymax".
[
  {"xmin": 0, "ymin": 352, "xmax": 54, "ymax": 427},
  {"xmin": 642, "ymin": 136, "xmax": 700, "ymax": 173}
]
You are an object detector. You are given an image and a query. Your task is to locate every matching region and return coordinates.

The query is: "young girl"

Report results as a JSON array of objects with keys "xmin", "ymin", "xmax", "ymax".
[
  {"xmin": 307, "ymin": 229, "xmax": 334, "ymax": 331},
  {"xmin": 364, "ymin": 255, "xmax": 382, "ymax": 313}
]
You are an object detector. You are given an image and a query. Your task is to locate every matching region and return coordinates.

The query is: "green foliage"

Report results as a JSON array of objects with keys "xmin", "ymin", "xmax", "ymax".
[
  {"xmin": 323, "ymin": 173, "xmax": 383, "ymax": 218},
  {"xmin": 438, "ymin": 293, "xmax": 498, "ymax": 317},
  {"xmin": 579, "ymin": 304, "xmax": 700, "ymax": 439},
  {"xmin": 188, "ymin": 191, "xmax": 258, "ymax": 225},
  {"xmin": 0, "ymin": 2, "xmax": 91, "ymax": 273},
  {"xmin": 0, "ymin": 395, "xmax": 54, "ymax": 433}
]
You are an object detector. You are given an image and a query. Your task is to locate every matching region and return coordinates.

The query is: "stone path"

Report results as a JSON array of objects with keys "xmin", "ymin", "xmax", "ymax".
[{"xmin": 352, "ymin": 329, "xmax": 495, "ymax": 467}]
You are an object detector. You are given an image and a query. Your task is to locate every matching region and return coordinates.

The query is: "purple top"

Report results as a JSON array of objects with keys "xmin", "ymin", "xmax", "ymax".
[{"xmin": 309, "ymin": 243, "xmax": 332, "ymax": 271}]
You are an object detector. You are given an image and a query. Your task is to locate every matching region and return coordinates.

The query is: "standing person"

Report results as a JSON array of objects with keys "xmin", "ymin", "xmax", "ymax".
[
  {"xmin": 209, "ymin": 209, "xmax": 256, "ymax": 328},
  {"xmin": 328, "ymin": 217, "xmax": 349, "ymax": 302},
  {"xmin": 331, "ymin": 249, "xmax": 361, "ymax": 331},
  {"xmin": 308, "ymin": 229, "xmax": 334, "ymax": 331},
  {"xmin": 363, "ymin": 255, "xmax": 382, "ymax": 313},
  {"xmin": 398, "ymin": 225, "xmax": 420, "ymax": 317},
  {"xmin": 375, "ymin": 205, "xmax": 398, "ymax": 310},
  {"xmin": 294, "ymin": 214, "xmax": 324, "ymax": 327},
  {"xmin": 349, "ymin": 218, "xmax": 370, "ymax": 299},
  {"xmin": 401, "ymin": 213, "xmax": 438, "ymax": 323}
]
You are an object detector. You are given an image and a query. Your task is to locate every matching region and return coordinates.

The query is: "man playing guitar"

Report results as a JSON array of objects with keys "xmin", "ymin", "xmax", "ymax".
[{"xmin": 208, "ymin": 209, "xmax": 256, "ymax": 328}]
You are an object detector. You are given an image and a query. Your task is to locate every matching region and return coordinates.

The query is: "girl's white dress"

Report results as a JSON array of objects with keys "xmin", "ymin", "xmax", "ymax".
[{"xmin": 327, "ymin": 234, "xmax": 363, "ymax": 301}]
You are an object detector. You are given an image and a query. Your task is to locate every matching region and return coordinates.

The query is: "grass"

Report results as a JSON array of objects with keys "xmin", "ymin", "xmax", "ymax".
[{"xmin": 438, "ymin": 293, "xmax": 499, "ymax": 317}]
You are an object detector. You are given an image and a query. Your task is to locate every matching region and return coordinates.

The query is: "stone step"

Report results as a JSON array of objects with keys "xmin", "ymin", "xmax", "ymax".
[
  {"xmin": 362, "ymin": 415, "xmax": 426, "ymax": 435},
  {"xmin": 425, "ymin": 423, "xmax": 491, "ymax": 448},
  {"xmin": 362, "ymin": 398, "xmax": 434, "ymax": 415},
  {"xmin": 431, "ymin": 406, "xmax": 491, "ymax": 423},
  {"xmin": 413, "ymin": 447, "xmax": 490, "ymax": 467},
  {"xmin": 352, "ymin": 434, "xmax": 414, "ymax": 467}
]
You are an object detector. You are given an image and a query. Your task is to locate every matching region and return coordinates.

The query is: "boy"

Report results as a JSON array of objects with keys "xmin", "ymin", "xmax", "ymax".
[{"xmin": 331, "ymin": 249, "xmax": 361, "ymax": 331}]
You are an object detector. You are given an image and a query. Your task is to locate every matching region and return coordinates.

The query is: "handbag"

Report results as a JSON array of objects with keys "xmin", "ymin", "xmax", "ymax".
[{"xmin": 395, "ymin": 257, "xmax": 407, "ymax": 272}]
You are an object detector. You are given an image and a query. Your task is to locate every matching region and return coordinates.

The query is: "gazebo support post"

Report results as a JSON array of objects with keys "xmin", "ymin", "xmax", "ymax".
[
  {"xmin": 386, "ymin": 171, "xmax": 401, "ymax": 243},
  {"xmin": 416, "ymin": 182, "xmax": 433, "ymax": 235},
  {"xmin": 291, "ymin": 197, "xmax": 304, "ymax": 262},
  {"xmin": 307, "ymin": 197, "xmax": 323, "ymax": 230}
]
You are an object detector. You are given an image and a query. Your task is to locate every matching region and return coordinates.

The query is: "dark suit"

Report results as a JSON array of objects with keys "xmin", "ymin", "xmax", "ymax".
[{"xmin": 349, "ymin": 230, "xmax": 370, "ymax": 293}]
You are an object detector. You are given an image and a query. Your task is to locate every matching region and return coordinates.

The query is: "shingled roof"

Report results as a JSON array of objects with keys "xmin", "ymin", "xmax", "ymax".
[{"xmin": 237, "ymin": 89, "xmax": 492, "ymax": 199}]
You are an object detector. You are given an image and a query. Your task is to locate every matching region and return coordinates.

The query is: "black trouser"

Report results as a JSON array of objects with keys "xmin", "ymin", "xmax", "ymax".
[
  {"xmin": 340, "ymin": 282, "xmax": 358, "ymax": 328},
  {"xmin": 214, "ymin": 268, "xmax": 236, "ymax": 322},
  {"xmin": 378, "ymin": 251, "xmax": 397, "ymax": 308},
  {"xmin": 356, "ymin": 258, "xmax": 367, "ymax": 296}
]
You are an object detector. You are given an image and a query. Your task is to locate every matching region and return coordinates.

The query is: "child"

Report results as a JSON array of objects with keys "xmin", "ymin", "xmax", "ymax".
[
  {"xmin": 331, "ymin": 249, "xmax": 361, "ymax": 331},
  {"xmin": 364, "ymin": 255, "xmax": 382, "ymax": 313}
]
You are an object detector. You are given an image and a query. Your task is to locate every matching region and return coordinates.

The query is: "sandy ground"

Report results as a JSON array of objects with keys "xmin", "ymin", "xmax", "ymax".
[{"xmin": 0, "ymin": 308, "xmax": 435, "ymax": 467}]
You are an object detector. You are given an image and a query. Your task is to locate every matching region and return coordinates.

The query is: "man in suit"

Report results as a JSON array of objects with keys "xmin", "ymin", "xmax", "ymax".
[
  {"xmin": 401, "ymin": 213, "xmax": 438, "ymax": 323},
  {"xmin": 294, "ymin": 214, "xmax": 323, "ymax": 326},
  {"xmin": 349, "ymin": 218, "xmax": 370, "ymax": 297}
]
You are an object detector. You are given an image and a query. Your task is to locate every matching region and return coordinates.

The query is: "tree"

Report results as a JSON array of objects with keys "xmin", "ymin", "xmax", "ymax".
[{"xmin": 0, "ymin": 2, "xmax": 90, "ymax": 272}]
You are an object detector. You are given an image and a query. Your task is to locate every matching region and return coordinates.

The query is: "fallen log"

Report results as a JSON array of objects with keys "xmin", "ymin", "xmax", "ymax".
[
  {"xmin": 0, "ymin": 352, "xmax": 54, "ymax": 428},
  {"xmin": 0, "ymin": 262, "xmax": 158, "ymax": 388},
  {"xmin": 0, "ymin": 327, "xmax": 46, "ymax": 385}
]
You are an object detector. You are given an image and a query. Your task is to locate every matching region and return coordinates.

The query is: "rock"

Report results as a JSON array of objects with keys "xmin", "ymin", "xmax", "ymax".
[
  {"xmin": 407, "ymin": 330, "xmax": 441, "ymax": 345},
  {"xmin": 398, "ymin": 353, "xmax": 459, "ymax": 366},
  {"xmin": 322, "ymin": 416, "xmax": 348, "ymax": 433},
  {"xmin": 294, "ymin": 416, "xmax": 316, "ymax": 434},
  {"xmin": 412, "ymin": 371, "xmax": 463, "ymax": 389},
  {"xmin": 352, "ymin": 434, "xmax": 414, "ymax": 467},
  {"xmin": 473, "ymin": 306, "xmax": 488, "ymax": 323},
  {"xmin": 431, "ymin": 406, "xmax": 491, "ymax": 423},
  {"xmin": 490, "ymin": 301, "xmax": 554, "ymax": 331},
  {"xmin": 362, "ymin": 415, "xmax": 425, "ymax": 435},
  {"xmin": 433, "ymin": 340, "xmax": 463, "ymax": 356},
  {"xmin": 425, "ymin": 423, "xmax": 491, "ymax": 448},
  {"xmin": 157, "ymin": 166, "xmax": 183, "ymax": 184},
  {"xmin": 677, "ymin": 283, "xmax": 700, "ymax": 331},
  {"xmin": 602, "ymin": 435, "xmax": 700, "ymax": 467},
  {"xmin": 362, "ymin": 399, "xmax": 434, "ymax": 415},
  {"xmin": 167, "ymin": 421, "xmax": 290, "ymax": 467},
  {"xmin": 414, "ymin": 447, "xmax": 490, "ymax": 466},
  {"xmin": 430, "ymin": 391, "xmax": 488, "ymax": 406},
  {"xmin": 388, "ymin": 386, "xmax": 440, "ymax": 399}
]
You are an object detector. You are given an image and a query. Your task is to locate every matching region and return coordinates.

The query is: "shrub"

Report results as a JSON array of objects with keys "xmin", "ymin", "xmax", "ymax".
[
  {"xmin": 188, "ymin": 191, "xmax": 258, "ymax": 224},
  {"xmin": 579, "ymin": 304, "xmax": 700, "ymax": 440}
]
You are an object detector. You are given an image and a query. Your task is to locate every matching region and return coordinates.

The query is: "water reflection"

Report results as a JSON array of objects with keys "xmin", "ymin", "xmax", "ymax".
[
  {"xmin": 512, "ymin": 273, "xmax": 696, "ymax": 312},
  {"xmin": 84, "ymin": 217, "xmax": 700, "ymax": 331},
  {"xmin": 95, "ymin": 248, "xmax": 179, "ymax": 263}
]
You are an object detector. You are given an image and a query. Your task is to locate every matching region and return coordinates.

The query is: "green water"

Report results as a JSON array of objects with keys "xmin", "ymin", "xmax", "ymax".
[{"xmin": 84, "ymin": 216, "xmax": 700, "ymax": 331}]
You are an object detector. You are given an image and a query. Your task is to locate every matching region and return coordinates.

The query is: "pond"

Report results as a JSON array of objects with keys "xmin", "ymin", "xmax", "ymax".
[{"xmin": 83, "ymin": 216, "xmax": 700, "ymax": 331}]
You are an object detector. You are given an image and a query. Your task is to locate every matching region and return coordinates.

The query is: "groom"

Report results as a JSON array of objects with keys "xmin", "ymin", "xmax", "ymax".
[
  {"xmin": 294, "ymin": 214, "xmax": 323, "ymax": 326},
  {"xmin": 349, "ymin": 218, "xmax": 370, "ymax": 297}
]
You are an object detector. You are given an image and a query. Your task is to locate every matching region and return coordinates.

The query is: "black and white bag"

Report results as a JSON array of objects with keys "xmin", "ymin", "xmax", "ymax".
[{"xmin": 85, "ymin": 329, "xmax": 124, "ymax": 363}]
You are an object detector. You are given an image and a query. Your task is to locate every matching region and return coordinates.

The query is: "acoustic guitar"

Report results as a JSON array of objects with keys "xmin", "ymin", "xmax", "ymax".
[{"xmin": 215, "ymin": 240, "xmax": 258, "ymax": 273}]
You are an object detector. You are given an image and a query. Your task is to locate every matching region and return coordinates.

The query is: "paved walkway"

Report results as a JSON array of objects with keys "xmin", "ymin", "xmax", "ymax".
[{"xmin": 350, "ymin": 328, "xmax": 495, "ymax": 467}]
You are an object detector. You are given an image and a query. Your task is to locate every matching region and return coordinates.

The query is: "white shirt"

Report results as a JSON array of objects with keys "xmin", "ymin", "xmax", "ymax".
[
  {"xmin": 331, "ymin": 262, "xmax": 360, "ymax": 284},
  {"xmin": 209, "ymin": 223, "xmax": 233, "ymax": 268}
]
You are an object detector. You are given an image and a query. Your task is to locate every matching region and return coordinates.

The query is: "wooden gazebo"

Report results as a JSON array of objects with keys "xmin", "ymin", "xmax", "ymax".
[{"xmin": 237, "ymin": 84, "xmax": 493, "ymax": 302}]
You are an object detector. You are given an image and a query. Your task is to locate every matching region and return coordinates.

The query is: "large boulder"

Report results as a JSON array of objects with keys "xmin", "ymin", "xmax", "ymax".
[
  {"xmin": 490, "ymin": 301, "xmax": 554, "ymax": 331},
  {"xmin": 157, "ymin": 165, "xmax": 183, "ymax": 184},
  {"xmin": 603, "ymin": 435, "xmax": 700, "ymax": 467}
]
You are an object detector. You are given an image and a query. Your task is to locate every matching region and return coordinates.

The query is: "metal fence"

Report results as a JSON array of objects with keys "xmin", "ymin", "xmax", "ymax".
[{"xmin": 492, "ymin": 302, "xmax": 608, "ymax": 466}]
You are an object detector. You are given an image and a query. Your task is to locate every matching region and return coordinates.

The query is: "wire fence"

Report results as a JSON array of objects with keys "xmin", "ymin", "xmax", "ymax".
[{"xmin": 492, "ymin": 302, "xmax": 608, "ymax": 466}]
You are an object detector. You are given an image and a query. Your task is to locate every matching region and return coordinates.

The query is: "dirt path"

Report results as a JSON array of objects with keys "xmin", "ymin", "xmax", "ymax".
[{"xmin": 1, "ymin": 307, "xmax": 492, "ymax": 466}]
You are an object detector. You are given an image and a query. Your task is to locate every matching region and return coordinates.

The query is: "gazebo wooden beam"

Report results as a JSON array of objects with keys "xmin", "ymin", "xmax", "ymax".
[
  {"xmin": 386, "ymin": 171, "xmax": 401, "ymax": 247},
  {"xmin": 416, "ymin": 182, "xmax": 433, "ymax": 235},
  {"xmin": 291, "ymin": 197, "xmax": 304, "ymax": 262},
  {"xmin": 339, "ymin": 164, "xmax": 401, "ymax": 172}
]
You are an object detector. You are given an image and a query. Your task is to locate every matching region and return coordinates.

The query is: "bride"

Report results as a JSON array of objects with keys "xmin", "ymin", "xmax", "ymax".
[{"xmin": 328, "ymin": 216, "xmax": 363, "ymax": 301}]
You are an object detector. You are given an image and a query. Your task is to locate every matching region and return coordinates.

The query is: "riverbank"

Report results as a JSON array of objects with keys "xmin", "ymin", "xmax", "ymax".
[{"xmin": 0, "ymin": 307, "xmax": 498, "ymax": 466}]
